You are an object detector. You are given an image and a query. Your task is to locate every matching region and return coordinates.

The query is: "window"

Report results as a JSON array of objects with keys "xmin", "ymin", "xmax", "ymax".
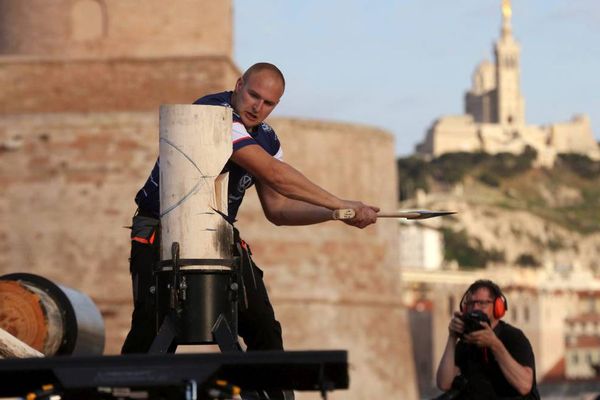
[{"xmin": 71, "ymin": 0, "xmax": 107, "ymax": 42}]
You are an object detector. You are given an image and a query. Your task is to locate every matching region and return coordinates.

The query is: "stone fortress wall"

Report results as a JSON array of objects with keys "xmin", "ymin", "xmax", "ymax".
[
  {"xmin": 0, "ymin": 0, "xmax": 232, "ymax": 58},
  {"xmin": 0, "ymin": 1, "xmax": 418, "ymax": 399},
  {"xmin": 0, "ymin": 0, "xmax": 238, "ymax": 114}
]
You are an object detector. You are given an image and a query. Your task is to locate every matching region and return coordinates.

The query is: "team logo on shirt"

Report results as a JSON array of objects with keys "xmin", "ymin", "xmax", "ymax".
[{"xmin": 229, "ymin": 174, "xmax": 254, "ymax": 202}]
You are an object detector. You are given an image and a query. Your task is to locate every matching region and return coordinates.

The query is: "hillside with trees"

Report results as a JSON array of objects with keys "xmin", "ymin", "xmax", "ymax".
[{"xmin": 397, "ymin": 149, "xmax": 600, "ymax": 271}]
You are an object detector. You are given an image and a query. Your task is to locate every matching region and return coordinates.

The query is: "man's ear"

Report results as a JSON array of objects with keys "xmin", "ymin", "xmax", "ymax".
[{"xmin": 234, "ymin": 77, "xmax": 244, "ymax": 93}]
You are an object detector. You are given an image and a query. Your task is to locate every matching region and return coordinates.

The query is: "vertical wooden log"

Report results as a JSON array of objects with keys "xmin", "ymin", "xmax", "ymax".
[{"xmin": 159, "ymin": 104, "xmax": 233, "ymax": 263}]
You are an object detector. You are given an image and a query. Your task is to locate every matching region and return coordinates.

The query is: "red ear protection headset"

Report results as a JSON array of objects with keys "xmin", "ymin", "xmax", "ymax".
[{"xmin": 459, "ymin": 279, "xmax": 508, "ymax": 319}]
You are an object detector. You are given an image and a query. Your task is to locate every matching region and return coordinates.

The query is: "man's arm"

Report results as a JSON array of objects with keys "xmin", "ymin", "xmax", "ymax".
[
  {"xmin": 436, "ymin": 336, "xmax": 460, "ymax": 391},
  {"xmin": 491, "ymin": 339, "xmax": 533, "ymax": 395},
  {"xmin": 231, "ymin": 144, "xmax": 378, "ymax": 227},
  {"xmin": 435, "ymin": 311, "xmax": 464, "ymax": 391},
  {"xmin": 255, "ymin": 180, "xmax": 334, "ymax": 226},
  {"xmin": 465, "ymin": 324, "xmax": 533, "ymax": 395}
]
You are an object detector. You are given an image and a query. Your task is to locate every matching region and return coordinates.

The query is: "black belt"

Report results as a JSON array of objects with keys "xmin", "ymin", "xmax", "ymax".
[
  {"xmin": 157, "ymin": 258, "xmax": 237, "ymax": 269},
  {"xmin": 136, "ymin": 208, "xmax": 158, "ymax": 219}
]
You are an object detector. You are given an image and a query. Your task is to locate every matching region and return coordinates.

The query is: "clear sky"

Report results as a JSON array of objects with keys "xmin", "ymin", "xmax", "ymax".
[{"xmin": 233, "ymin": 0, "xmax": 600, "ymax": 156}]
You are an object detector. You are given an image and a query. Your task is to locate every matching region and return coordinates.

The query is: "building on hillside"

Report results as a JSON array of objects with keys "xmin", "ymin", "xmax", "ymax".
[
  {"xmin": 416, "ymin": 0, "xmax": 599, "ymax": 167},
  {"xmin": 398, "ymin": 221, "xmax": 600, "ymax": 396},
  {"xmin": 564, "ymin": 291, "xmax": 600, "ymax": 379},
  {"xmin": 398, "ymin": 220, "xmax": 444, "ymax": 270},
  {"xmin": 565, "ymin": 314, "xmax": 600, "ymax": 379}
]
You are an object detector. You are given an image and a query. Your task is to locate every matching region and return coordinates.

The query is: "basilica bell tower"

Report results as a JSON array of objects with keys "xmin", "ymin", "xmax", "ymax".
[{"xmin": 494, "ymin": 0, "xmax": 525, "ymax": 125}]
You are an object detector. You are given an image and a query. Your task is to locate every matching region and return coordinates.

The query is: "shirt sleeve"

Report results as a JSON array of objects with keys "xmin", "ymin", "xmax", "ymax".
[
  {"xmin": 273, "ymin": 143, "xmax": 283, "ymax": 161},
  {"xmin": 503, "ymin": 328, "xmax": 535, "ymax": 369},
  {"xmin": 231, "ymin": 120, "xmax": 284, "ymax": 161},
  {"xmin": 232, "ymin": 121, "xmax": 257, "ymax": 151}
]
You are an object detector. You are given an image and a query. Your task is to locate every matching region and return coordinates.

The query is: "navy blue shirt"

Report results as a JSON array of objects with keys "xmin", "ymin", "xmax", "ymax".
[{"xmin": 135, "ymin": 91, "xmax": 283, "ymax": 222}]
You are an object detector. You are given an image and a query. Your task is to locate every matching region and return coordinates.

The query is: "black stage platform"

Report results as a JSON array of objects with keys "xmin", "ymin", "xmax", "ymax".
[{"xmin": 0, "ymin": 350, "xmax": 348, "ymax": 399}]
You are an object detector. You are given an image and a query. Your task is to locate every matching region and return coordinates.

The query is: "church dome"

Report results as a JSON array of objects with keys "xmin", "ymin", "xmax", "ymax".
[{"xmin": 471, "ymin": 59, "xmax": 495, "ymax": 93}]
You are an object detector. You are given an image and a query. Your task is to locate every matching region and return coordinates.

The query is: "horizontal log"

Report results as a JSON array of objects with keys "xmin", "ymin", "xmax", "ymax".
[
  {"xmin": 0, "ymin": 280, "xmax": 54, "ymax": 353},
  {"xmin": 0, "ymin": 327, "xmax": 44, "ymax": 358}
]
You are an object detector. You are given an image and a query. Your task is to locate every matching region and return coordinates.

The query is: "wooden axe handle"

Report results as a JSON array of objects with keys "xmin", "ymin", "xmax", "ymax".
[
  {"xmin": 331, "ymin": 209, "xmax": 356, "ymax": 220},
  {"xmin": 332, "ymin": 209, "xmax": 419, "ymax": 220},
  {"xmin": 332, "ymin": 209, "xmax": 456, "ymax": 220}
]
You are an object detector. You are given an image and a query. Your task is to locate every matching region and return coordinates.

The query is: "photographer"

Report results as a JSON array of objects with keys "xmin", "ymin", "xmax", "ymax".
[{"xmin": 435, "ymin": 280, "xmax": 540, "ymax": 399}]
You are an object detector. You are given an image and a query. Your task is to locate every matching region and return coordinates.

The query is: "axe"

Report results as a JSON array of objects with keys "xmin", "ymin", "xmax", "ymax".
[{"xmin": 332, "ymin": 209, "xmax": 456, "ymax": 220}]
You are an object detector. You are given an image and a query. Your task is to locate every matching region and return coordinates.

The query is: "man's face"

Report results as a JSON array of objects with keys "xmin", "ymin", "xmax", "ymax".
[
  {"xmin": 465, "ymin": 287, "xmax": 497, "ymax": 326},
  {"xmin": 232, "ymin": 69, "xmax": 284, "ymax": 130}
]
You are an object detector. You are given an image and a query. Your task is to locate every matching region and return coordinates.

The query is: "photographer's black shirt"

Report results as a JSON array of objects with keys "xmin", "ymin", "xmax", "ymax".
[{"xmin": 455, "ymin": 321, "xmax": 540, "ymax": 399}]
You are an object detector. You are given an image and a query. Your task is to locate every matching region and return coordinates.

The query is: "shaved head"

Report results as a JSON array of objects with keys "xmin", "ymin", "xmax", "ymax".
[
  {"xmin": 242, "ymin": 63, "xmax": 285, "ymax": 91},
  {"xmin": 232, "ymin": 62, "xmax": 285, "ymax": 129}
]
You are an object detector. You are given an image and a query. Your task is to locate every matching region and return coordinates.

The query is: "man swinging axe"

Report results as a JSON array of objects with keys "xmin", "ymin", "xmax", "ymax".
[{"xmin": 122, "ymin": 63, "xmax": 379, "ymax": 400}]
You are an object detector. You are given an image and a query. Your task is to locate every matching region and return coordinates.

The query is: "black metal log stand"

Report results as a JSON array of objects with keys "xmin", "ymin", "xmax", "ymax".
[{"xmin": 149, "ymin": 241, "xmax": 240, "ymax": 354}]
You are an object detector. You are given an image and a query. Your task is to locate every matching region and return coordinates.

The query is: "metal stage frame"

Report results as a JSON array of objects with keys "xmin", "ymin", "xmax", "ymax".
[{"xmin": 0, "ymin": 350, "xmax": 348, "ymax": 399}]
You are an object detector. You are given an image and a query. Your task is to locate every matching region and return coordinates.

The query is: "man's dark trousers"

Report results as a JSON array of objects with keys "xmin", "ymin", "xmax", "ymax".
[{"xmin": 122, "ymin": 216, "xmax": 284, "ymax": 353}]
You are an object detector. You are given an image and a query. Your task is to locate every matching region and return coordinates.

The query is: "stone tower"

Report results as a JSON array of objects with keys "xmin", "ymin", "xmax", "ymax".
[
  {"xmin": 0, "ymin": 0, "xmax": 239, "ymax": 114},
  {"xmin": 0, "ymin": 0, "xmax": 231, "ymax": 58},
  {"xmin": 494, "ymin": 0, "xmax": 525, "ymax": 125},
  {"xmin": 465, "ymin": 0, "xmax": 525, "ymax": 125}
]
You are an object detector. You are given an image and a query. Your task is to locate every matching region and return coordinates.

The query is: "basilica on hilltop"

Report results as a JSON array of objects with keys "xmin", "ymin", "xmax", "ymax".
[{"xmin": 417, "ymin": 0, "xmax": 599, "ymax": 166}]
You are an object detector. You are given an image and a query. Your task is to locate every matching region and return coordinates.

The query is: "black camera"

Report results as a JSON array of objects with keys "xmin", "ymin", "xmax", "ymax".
[{"xmin": 461, "ymin": 310, "xmax": 490, "ymax": 335}]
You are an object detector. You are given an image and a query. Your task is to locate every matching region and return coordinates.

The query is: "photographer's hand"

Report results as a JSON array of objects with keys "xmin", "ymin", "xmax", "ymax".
[
  {"xmin": 448, "ymin": 311, "xmax": 465, "ymax": 339},
  {"xmin": 464, "ymin": 321, "xmax": 500, "ymax": 348}
]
